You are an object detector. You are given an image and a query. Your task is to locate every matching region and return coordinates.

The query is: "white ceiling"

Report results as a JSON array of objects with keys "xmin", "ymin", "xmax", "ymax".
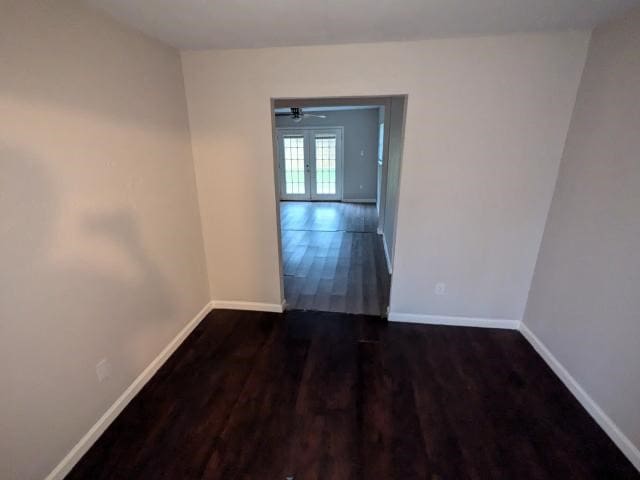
[{"xmin": 87, "ymin": 0, "xmax": 640, "ymax": 50}]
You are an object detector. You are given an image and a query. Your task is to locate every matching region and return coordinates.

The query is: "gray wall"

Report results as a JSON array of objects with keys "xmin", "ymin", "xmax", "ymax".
[
  {"xmin": 276, "ymin": 108, "xmax": 379, "ymax": 200},
  {"xmin": 523, "ymin": 7, "xmax": 640, "ymax": 458},
  {"xmin": 382, "ymin": 97, "xmax": 406, "ymax": 270},
  {"xmin": 376, "ymin": 106, "xmax": 386, "ymax": 215}
]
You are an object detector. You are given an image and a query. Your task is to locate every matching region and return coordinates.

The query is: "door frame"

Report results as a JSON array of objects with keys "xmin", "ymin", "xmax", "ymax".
[
  {"xmin": 276, "ymin": 126, "xmax": 344, "ymax": 202},
  {"xmin": 270, "ymin": 96, "xmax": 408, "ymax": 314}
]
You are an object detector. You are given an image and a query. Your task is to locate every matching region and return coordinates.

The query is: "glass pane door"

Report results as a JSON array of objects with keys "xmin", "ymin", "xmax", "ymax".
[
  {"xmin": 279, "ymin": 132, "xmax": 310, "ymax": 200},
  {"xmin": 278, "ymin": 127, "xmax": 342, "ymax": 201},
  {"xmin": 310, "ymin": 129, "xmax": 342, "ymax": 200},
  {"xmin": 314, "ymin": 135, "xmax": 336, "ymax": 194}
]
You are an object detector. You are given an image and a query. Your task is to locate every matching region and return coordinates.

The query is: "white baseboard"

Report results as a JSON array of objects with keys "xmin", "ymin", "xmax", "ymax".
[
  {"xmin": 382, "ymin": 233, "xmax": 393, "ymax": 274},
  {"xmin": 342, "ymin": 198, "xmax": 376, "ymax": 203},
  {"xmin": 519, "ymin": 323, "xmax": 640, "ymax": 472},
  {"xmin": 45, "ymin": 301, "xmax": 214, "ymax": 480},
  {"xmin": 389, "ymin": 312, "xmax": 521, "ymax": 330},
  {"xmin": 211, "ymin": 300, "xmax": 284, "ymax": 313}
]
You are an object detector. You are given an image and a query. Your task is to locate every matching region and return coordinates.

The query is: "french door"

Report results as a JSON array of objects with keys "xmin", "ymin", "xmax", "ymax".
[{"xmin": 277, "ymin": 127, "xmax": 343, "ymax": 201}]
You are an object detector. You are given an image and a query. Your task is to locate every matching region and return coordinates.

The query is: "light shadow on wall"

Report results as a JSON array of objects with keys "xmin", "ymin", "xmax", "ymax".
[{"xmin": 0, "ymin": 148, "xmax": 175, "ymax": 478}]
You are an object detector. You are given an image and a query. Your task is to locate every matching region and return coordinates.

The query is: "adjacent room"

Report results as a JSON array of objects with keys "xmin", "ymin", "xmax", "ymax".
[
  {"xmin": 3, "ymin": 1, "xmax": 640, "ymax": 479},
  {"xmin": 273, "ymin": 98, "xmax": 405, "ymax": 316}
]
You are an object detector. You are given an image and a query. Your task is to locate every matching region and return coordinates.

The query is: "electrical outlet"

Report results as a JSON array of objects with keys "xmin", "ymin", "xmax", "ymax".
[
  {"xmin": 96, "ymin": 358, "xmax": 112, "ymax": 383},
  {"xmin": 435, "ymin": 282, "xmax": 446, "ymax": 296}
]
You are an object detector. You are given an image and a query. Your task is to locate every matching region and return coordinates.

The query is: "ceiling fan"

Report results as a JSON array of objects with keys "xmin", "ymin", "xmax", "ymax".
[{"xmin": 275, "ymin": 107, "xmax": 326, "ymax": 123}]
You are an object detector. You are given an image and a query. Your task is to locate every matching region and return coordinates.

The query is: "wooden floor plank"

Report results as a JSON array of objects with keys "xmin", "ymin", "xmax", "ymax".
[
  {"xmin": 281, "ymin": 201, "xmax": 390, "ymax": 315},
  {"xmin": 67, "ymin": 310, "xmax": 640, "ymax": 480}
]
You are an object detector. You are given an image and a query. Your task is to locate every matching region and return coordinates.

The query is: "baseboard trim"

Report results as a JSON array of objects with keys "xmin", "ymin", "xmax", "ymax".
[
  {"xmin": 342, "ymin": 198, "xmax": 376, "ymax": 203},
  {"xmin": 519, "ymin": 323, "xmax": 640, "ymax": 472},
  {"xmin": 389, "ymin": 312, "xmax": 521, "ymax": 330},
  {"xmin": 45, "ymin": 301, "xmax": 214, "ymax": 480},
  {"xmin": 211, "ymin": 300, "xmax": 284, "ymax": 313},
  {"xmin": 382, "ymin": 233, "xmax": 393, "ymax": 274}
]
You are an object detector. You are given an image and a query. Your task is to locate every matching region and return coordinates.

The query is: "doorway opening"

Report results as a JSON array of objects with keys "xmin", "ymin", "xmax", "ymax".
[{"xmin": 271, "ymin": 96, "xmax": 407, "ymax": 317}]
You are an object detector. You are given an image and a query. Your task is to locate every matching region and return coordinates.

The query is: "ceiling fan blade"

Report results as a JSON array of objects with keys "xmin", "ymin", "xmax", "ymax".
[
  {"xmin": 274, "ymin": 113, "xmax": 291, "ymax": 117},
  {"xmin": 304, "ymin": 114, "xmax": 327, "ymax": 118}
]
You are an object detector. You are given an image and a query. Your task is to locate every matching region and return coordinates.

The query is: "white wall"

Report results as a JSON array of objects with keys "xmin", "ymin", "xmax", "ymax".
[
  {"xmin": 182, "ymin": 31, "xmax": 589, "ymax": 318},
  {"xmin": 276, "ymin": 108, "xmax": 380, "ymax": 200},
  {"xmin": 523, "ymin": 7, "xmax": 640, "ymax": 461},
  {"xmin": 0, "ymin": 1, "xmax": 209, "ymax": 478}
]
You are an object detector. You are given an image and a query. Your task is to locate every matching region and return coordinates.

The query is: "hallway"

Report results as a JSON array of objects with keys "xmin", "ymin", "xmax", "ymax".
[{"xmin": 280, "ymin": 201, "xmax": 390, "ymax": 316}]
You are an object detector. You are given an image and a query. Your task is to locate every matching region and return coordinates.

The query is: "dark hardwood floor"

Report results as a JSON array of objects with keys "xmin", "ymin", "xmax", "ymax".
[
  {"xmin": 280, "ymin": 201, "xmax": 390, "ymax": 316},
  {"xmin": 280, "ymin": 201, "xmax": 379, "ymax": 233},
  {"xmin": 68, "ymin": 309, "xmax": 639, "ymax": 480}
]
